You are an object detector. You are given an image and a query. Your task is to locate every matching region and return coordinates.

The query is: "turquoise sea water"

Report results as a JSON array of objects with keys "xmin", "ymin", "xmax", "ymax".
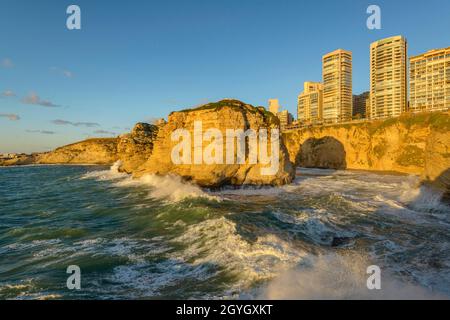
[{"xmin": 0, "ymin": 164, "xmax": 449, "ymax": 299}]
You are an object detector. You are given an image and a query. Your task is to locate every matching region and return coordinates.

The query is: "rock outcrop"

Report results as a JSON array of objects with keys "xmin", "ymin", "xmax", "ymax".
[
  {"xmin": 117, "ymin": 122, "xmax": 159, "ymax": 173},
  {"xmin": 26, "ymin": 100, "xmax": 296, "ymax": 188},
  {"xmin": 37, "ymin": 138, "xmax": 119, "ymax": 165},
  {"xmin": 283, "ymin": 111, "xmax": 450, "ymax": 193},
  {"xmin": 0, "ymin": 154, "xmax": 37, "ymax": 166},
  {"xmin": 6, "ymin": 102, "xmax": 448, "ymax": 192},
  {"xmin": 34, "ymin": 123, "xmax": 160, "ymax": 168},
  {"xmin": 133, "ymin": 100, "xmax": 295, "ymax": 187}
]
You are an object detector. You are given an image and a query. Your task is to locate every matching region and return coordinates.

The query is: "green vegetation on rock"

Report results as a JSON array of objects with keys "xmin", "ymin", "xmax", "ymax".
[
  {"xmin": 179, "ymin": 99, "xmax": 279, "ymax": 126},
  {"xmin": 367, "ymin": 111, "xmax": 450, "ymax": 135}
]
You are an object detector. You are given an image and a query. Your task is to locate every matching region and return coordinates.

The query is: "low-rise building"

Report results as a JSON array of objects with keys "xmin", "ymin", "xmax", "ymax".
[{"xmin": 277, "ymin": 110, "xmax": 294, "ymax": 129}]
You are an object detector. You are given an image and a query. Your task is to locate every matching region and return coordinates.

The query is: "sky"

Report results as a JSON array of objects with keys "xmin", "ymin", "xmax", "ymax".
[{"xmin": 1, "ymin": 0, "xmax": 449, "ymax": 153}]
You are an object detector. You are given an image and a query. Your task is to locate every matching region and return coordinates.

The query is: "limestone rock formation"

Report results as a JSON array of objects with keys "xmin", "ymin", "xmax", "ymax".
[
  {"xmin": 0, "ymin": 154, "xmax": 37, "ymax": 166},
  {"xmin": 33, "ymin": 123, "xmax": 160, "ymax": 169},
  {"xmin": 37, "ymin": 138, "xmax": 119, "ymax": 165},
  {"xmin": 297, "ymin": 136, "xmax": 346, "ymax": 170},
  {"xmin": 283, "ymin": 111, "xmax": 450, "ymax": 193},
  {"xmin": 134, "ymin": 99, "xmax": 295, "ymax": 187},
  {"xmin": 117, "ymin": 122, "xmax": 159, "ymax": 173}
]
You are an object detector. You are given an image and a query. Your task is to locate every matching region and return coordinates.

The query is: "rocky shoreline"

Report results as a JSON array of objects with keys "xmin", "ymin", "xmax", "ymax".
[
  {"xmin": 2, "ymin": 100, "xmax": 295, "ymax": 187},
  {"xmin": 2, "ymin": 100, "xmax": 449, "ymax": 196}
]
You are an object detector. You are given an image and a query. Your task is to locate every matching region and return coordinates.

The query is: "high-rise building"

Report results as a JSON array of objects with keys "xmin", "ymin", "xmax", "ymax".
[
  {"xmin": 268, "ymin": 99, "xmax": 280, "ymax": 114},
  {"xmin": 369, "ymin": 36, "xmax": 408, "ymax": 119},
  {"xmin": 352, "ymin": 91, "xmax": 370, "ymax": 119},
  {"xmin": 410, "ymin": 46, "xmax": 450, "ymax": 112},
  {"xmin": 277, "ymin": 110, "xmax": 294, "ymax": 129},
  {"xmin": 322, "ymin": 49, "xmax": 353, "ymax": 123},
  {"xmin": 297, "ymin": 82, "xmax": 323, "ymax": 124}
]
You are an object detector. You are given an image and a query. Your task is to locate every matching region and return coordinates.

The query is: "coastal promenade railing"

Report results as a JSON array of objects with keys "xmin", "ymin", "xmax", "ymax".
[
  {"xmin": 282, "ymin": 118, "xmax": 370, "ymax": 132},
  {"xmin": 282, "ymin": 109, "xmax": 450, "ymax": 133}
]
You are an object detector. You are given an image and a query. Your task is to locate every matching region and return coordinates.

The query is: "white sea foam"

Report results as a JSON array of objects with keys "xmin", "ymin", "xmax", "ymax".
[
  {"xmin": 107, "ymin": 258, "xmax": 215, "ymax": 298},
  {"xmin": 404, "ymin": 185, "xmax": 449, "ymax": 214},
  {"xmin": 259, "ymin": 253, "xmax": 448, "ymax": 300},
  {"xmin": 93, "ymin": 217, "xmax": 309, "ymax": 298},
  {"xmin": 296, "ymin": 168, "xmax": 449, "ymax": 215},
  {"xmin": 79, "ymin": 160, "xmax": 127, "ymax": 181},
  {"xmin": 215, "ymin": 185, "xmax": 286, "ymax": 197},
  {"xmin": 30, "ymin": 237, "xmax": 171, "ymax": 268},
  {"xmin": 80, "ymin": 161, "xmax": 220, "ymax": 202},
  {"xmin": 171, "ymin": 217, "xmax": 307, "ymax": 286},
  {"xmin": 116, "ymin": 173, "xmax": 221, "ymax": 202},
  {"xmin": 271, "ymin": 210, "xmax": 356, "ymax": 245}
]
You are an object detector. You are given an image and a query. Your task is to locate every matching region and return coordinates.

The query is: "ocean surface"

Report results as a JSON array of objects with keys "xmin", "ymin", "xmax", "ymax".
[{"xmin": 0, "ymin": 163, "xmax": 449, "ymax": 300}]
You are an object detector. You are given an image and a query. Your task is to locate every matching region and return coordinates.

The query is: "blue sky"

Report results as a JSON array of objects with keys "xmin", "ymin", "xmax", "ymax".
[{"xmin": 1, "ymin": 0, "xmax": 449, "ymax": 153}]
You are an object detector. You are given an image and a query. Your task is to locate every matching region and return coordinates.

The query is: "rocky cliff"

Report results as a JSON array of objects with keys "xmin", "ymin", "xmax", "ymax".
[
  {"xmin": 35, "ymin": 122, "xmax": 159, "ymax": 167},
  {"xmin": 282, "ymin": 112, "xmax": 450, "ymax": 192},
  {"xmin": 25, "ymin": 100, "xmax": 295, "ymax": 187},
  {"xmin": 7, "ymin": 103, "xmax": 448, "ymax": 192},
  {"xmin": 133, "ymin": 99, "xmax": 295, "ymax": 187},
  {"xmin": 116, "ymin": 122, "xmax": 159, "ymax": 173},
  {"xmin": 37, "ymin": 138, "xmax": 119, "ymax": 165}
]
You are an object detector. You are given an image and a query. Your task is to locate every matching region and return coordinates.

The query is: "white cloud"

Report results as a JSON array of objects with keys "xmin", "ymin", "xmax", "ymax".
[
  {"xmin": 63, "ymin": 70, "xmax": 73, "ymax": 78},
  {"xmin": 0, "ymin": 113, "xmax": 20, "ymax": 121},
  {"xmin": 22, "ymin": 92, "xmax": 60, "ymax": 108},
  {"xmin": 1, "ymin": 90, "xmax": 16, "ymax": 97},
  {"xmin": 51, "ymin": 119, "xmax": 100, "ymax": 127},
  {"xmin": 26, "ymin": 129, "xmax": 55, "ymax": 135},
  {"xmin": 94, "ymin": 130, "xmax": 117, "ymax": 136},
  {"xmin": 50, "ymin": 67, "xmax": 73, "ymax": 78}
]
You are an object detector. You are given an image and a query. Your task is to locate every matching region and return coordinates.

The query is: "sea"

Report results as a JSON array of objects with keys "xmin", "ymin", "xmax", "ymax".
[{"xmin": 0, "ymin": 163, "xmax": 449, "ymax": 299}]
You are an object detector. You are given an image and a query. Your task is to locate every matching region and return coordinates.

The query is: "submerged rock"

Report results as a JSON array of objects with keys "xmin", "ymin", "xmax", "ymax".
[{"xmin": 331, "ymin": 236, "xmax": 353, "ymax": 247}]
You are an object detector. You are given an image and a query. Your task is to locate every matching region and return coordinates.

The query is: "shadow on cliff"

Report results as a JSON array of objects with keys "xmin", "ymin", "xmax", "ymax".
[{"xmin": 295, "ymin": 136, "xmax": 347, "ymax": 170}]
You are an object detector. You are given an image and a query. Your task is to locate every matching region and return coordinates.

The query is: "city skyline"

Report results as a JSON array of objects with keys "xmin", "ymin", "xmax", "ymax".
[
  {"xmin": 1, "ymin": 0, "xmax": 450, "ymax": 153},
  {"xmin": 296, "ymin": 37, "xmax": 448, "ymax": 126}
]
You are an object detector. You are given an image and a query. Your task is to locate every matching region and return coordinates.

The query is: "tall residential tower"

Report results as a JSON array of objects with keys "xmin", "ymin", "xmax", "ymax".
[
  {"xmin": 322, "ymin": 49, "xmax": 353, "ymax": 123},
  {"xmin": 410, "ymin": 47, "xmax": 450, "ymax": 112},
  {"xmin": 369, "ymin": 36, "xmax": 408, "ymax": 119}
]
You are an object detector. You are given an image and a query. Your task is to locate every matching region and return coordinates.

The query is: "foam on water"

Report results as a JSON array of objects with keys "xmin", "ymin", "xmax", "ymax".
[
  {"xmin": 1, "ymin": 165, "xmax": 449, "ymax": 299},
  {"xmin": 259, "ymin": 252, "xmax": 447, "ymax": 300},
  {"xmin": 116, "ymin": 174, "xmax": 221, "ymax": 202},
  {"xmin": 170, "ymin": 217, "xmax": 307, "ymax": 289},
  {"xmin": 271, "ymin": 210, "xmax": 356, "ymax": 245},
  {"xmin": 79, "ymin": 160, "xmax": 127, "ymax": 181},
  {"xmin": 81, "ymin": 161, "xmax": 220, "ymax": 202}
]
